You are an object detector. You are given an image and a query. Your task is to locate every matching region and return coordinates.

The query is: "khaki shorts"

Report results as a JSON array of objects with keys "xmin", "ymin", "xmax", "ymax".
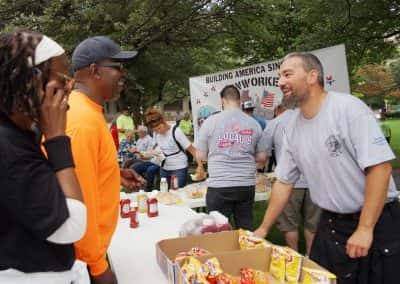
[{"xmin": 277, "ymin": 188, "xmax": 321, "ymax": 233}]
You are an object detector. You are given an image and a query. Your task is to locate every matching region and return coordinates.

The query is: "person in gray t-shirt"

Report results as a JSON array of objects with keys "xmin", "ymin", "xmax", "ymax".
[
  {"xmin": 255, "ymin": 52, "xmax": 400, "ymax": 283},
  {"xmin": 196, "ymin": 85, "xmax": 267, "ymax": 230}
]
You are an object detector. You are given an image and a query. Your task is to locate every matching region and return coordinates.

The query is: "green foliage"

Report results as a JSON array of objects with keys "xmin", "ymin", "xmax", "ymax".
[{"xmin": 292, "ymin": 0, "xmax": 399, "ymax": 71}]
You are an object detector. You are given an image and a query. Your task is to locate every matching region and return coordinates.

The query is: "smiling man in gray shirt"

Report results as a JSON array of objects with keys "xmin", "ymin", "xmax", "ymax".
[
  {"xmin": 254, "ymin": 53, "xmax": 399, "ymax": 283},
  {"xmin": 196, "ymin": 85, "xmax": 267, "ymax": 230}
]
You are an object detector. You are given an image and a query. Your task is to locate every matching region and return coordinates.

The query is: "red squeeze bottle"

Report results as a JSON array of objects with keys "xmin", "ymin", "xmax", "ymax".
[
  {"xmin": 147, "ymin": 197, "xmax": 159, "ymax": 217},
  {"xmin": 130, "ymin": 208, "xmax": 139, "ymax": 228},
  {"xmin": 120, "ymin": 199, "xmax": 131, "ymax": 218},
  {"xmin": 171, "ymin": 175, "xmax": 179, "ymax": 190}
]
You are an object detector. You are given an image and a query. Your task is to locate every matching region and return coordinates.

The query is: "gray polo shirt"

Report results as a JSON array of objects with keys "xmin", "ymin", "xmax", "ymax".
[
  {"xmin": 276, "ymin": 91, "xmax": 398, "ymax": 213},
  {"xmin": 196, "ymin": 108, "xmax": 267, "ymax": 187},
  {"xmin": 264, "ymin": 109, "xmax": 308, "ymax": 188}
]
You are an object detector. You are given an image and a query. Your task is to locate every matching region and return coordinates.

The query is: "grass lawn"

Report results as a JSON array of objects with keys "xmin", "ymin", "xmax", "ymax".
[{"xmin": 386, "ymin": 118, "xmax": 400, "ymax": 169}]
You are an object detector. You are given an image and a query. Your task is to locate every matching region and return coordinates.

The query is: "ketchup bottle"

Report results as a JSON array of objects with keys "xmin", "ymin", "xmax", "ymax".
[
  {"xmin": 120, "ymin": 199, "xmax": 131, "ymax": 218},
  {"xmin": 130, "ymin": 208, "xmax": 139, "ymax": 228},
  {"xmin": 147, "ymin": 197, "xmax": 159, "ymax": 217},
  {"xmin": 171, "ymin": 175, "xmax": 179, "ymax": 190}
]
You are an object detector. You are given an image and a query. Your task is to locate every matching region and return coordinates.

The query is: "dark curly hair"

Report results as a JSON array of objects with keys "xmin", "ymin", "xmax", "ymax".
[{"xmin": 0, "ymin": 30, "xmax": 43, "ymax": 119}]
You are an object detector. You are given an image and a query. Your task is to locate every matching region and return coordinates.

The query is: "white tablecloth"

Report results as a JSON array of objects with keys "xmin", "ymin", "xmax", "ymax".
[{"xmin": 108, "ymin": 202, "xmax": 197, "ymax": 284}]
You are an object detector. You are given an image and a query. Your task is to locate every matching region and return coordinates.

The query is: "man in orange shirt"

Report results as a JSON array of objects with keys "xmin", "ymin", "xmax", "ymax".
[{"xmin": 69, "ymin": 36, "xmax": 144, "ymax": 284}]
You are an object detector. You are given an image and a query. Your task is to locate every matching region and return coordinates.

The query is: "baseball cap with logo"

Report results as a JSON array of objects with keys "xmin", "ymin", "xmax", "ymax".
[
  {"xmin": 242, "ymin": 100, "xmax": 255, "ymax": 110},
  {"xmin": 72, "ymin": 36, "xmax": 138, "ymax": 71}
]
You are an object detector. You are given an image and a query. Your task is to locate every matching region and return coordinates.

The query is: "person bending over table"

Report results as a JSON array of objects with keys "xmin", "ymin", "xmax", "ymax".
[{"xmin": 145, "ymin": 108, "xmax": 205, "ymax": 189}]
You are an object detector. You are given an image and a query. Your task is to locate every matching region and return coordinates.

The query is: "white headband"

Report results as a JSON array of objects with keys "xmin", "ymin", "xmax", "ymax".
[{"xmin": 27, "ymin": 35, "xmax": 65, "ymax": 66}]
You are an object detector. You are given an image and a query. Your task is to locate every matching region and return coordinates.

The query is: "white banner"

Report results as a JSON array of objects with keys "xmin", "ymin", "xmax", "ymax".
[{"xmin": 189, "ymin": 44, "xmax": 350, "ymax": 139}]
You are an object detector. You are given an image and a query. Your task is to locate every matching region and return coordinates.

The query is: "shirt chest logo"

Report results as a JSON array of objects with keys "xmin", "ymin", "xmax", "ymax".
[{"xmin": 325, "ymin": 134, "xmax": 343, "ymax": 157}]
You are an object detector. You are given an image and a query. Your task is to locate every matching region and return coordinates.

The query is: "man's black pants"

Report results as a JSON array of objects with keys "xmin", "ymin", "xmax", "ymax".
[
  {"xmin": 206, "ymin": 186, "xmax": 255, "ymax": 231},
  {"xmin": 310, "ymin": 201, "xmax": 400, "ymax": 284}
]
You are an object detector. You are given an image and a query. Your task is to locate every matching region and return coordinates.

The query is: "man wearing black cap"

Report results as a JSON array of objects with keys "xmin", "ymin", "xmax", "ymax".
[{"xmin": 67, "ymin": 36, "xmax": 143, "ymax": 284}]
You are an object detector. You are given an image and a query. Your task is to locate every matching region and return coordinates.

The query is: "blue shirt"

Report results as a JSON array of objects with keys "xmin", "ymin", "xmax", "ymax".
[{"xmin": 251, "ymin": 115, "xmax": 266, "ymax": 130}]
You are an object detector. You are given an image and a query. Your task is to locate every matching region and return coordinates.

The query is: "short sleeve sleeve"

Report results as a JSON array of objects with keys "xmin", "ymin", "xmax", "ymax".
[
  {"xmin": 275, "ymin": 133, "xmax": 301, "ymax": 185},
  {"xmin": 174, "ymin": 127, "xmax": 192, "ymax": 150},
  {"xmin": 195, "ymin": 119, "xmax": 211, "ymax": 153},
  {"xmin": 0, "ymin": 151, "xmax": 69, "ymax": 240},
  {"xmin": 255, "ymin": 128, "xmax": 268, "ymax": 153},
  {"xmin": 348, "ymin": 113, "xmax": 395, "ymax": 170},
  {"xmin": 116, "ymin": 115, "xmax": 123, "ymax": 129},
  {"xmin": 264, "ymin": 123, "xmax": 274, "ymax": 155}
]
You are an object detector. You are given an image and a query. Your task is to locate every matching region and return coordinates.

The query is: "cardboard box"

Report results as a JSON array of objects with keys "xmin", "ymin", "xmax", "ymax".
[
  {"xmin": 157, "ymin": 230, "xmax": 335, "ymax": 284},
  {"xmin": 176, "ymin": 248, "xmax": 337, "ymax": 284},
  {"xmin": 156, "ymin": 230, "xmax": 243, "ymax": 284}
]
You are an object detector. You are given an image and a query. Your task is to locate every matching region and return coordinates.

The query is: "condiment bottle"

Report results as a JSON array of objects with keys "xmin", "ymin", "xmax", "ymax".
[
  {"xmin": 136, "ymin": 190, "xmax": 148, "ymax": 214},
  {"xmin": 130, "ymin": 208, "xmax": 139, "ymax": 228},
  {"xmin": 171, "ymin": 175, "xmax": 179, "ymax": 190},
  {"xmin": 147, "ymin": 196, "xmax": 159, "ymax": 217},
  {"xmin": 160, "ymin": 177, "xmax": 168, "ymax": 192},
  {"xmin": 120, "ymin": 199, "xmax": 131, "ymax": 218}
]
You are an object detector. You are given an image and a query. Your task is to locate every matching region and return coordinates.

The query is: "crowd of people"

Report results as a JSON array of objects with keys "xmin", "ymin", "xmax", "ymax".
[{"xmin": 0, "ymin": 29, "xmax": 398, "ymax": 284}]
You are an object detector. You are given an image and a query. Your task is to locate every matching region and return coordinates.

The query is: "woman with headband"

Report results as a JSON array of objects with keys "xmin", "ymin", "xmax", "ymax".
[{"xmin": 0, "ymin": 30, "xmax": 87, "ymax": 283}]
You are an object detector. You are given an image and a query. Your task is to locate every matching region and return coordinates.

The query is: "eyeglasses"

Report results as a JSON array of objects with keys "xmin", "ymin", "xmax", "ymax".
[{"xmin": 97, "ymin": 62, "xmax": 124, "ymax": 72}]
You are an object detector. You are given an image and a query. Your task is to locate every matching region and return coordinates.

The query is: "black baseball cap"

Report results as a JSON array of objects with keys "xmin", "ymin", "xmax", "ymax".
[
  {"xmin": 242, "ymin": 100, "xmax": 255, "ymax": 110},
  {"xmin": 72, "ymin": 36, "xmax": 138, "ymax": 71}
]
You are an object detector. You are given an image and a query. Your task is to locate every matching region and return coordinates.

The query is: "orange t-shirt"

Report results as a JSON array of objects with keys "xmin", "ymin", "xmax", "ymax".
[{"xmin": 66, "ymin": 91, "xmax": 120, "ymax": 276}]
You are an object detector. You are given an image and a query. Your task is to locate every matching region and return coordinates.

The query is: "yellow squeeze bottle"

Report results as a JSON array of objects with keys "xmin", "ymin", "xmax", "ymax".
[{"xmin": 137, "ymin": 190, "xmax": 148, "ymax": 213}]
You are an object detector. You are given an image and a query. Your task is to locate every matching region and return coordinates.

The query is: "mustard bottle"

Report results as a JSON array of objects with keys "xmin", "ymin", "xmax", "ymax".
[{"xmin": 137, "ymin": 190, "xmax": 148, "ymax": 214}]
